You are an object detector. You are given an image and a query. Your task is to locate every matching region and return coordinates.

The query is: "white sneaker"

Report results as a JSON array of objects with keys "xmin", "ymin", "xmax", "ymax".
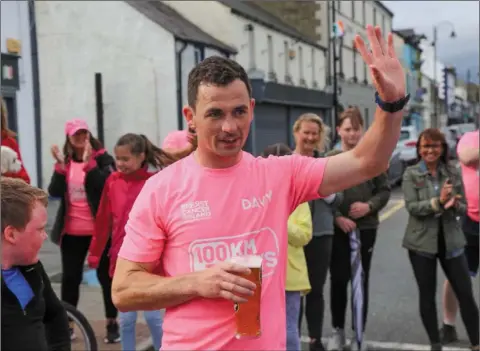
[
  {"xmin": 349, "ymin": 335, "xmax": 368, "ymax": 351},
  {"xmin": 327, "ymin": 329, "xmax": 346, "ymax": 351}
]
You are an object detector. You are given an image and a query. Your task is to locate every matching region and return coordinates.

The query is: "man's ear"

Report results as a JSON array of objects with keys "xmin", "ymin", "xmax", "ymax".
[
  {"xmin": 183, "ymin": 105, "xmax": 195, "ymax": 129},
  {"xmin": 3, "ymin": 225, "xmax": 18, "ymax": 245}
]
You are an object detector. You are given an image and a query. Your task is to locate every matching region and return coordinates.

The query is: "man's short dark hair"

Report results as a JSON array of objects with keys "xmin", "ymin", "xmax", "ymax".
[{"xmin": 187, "ymin": 56, "xmax": 252, "ymax": 108}]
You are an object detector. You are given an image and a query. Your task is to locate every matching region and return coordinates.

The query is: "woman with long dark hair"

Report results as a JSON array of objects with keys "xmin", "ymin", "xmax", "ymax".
[
  {"xmin": 401, "ymin": 128, "xmax": 479, "ymax": 351},
  {"xmin": 48, "ymin": 118, "xmax": 119, "ymax": 343}
]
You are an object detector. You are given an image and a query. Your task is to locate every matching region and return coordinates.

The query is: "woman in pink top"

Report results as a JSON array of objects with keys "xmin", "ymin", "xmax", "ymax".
[{"xmin": 47, "ymin": 119, "xmax": 119, "ymax": 343}]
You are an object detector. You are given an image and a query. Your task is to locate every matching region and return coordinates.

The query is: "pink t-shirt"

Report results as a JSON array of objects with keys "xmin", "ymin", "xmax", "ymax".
[
  {"xmin": 457, "ymin": 130, "xmax": 479, "ymax": 222},
  {"xmin": 65, "ymin": 161, "xmax": 95, "ymax": 235},
  {"xmin": 119, "ymin": 151, "xmax": 328, "ymax": 351},
  {"xmin": 162, "ymin": 130, "xmax": 189, "ymax": 150}
]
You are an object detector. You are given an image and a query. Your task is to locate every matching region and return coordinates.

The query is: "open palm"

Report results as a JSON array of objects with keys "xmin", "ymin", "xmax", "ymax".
[{"xmin": 355, "ymin": 25, "xmax": 406, "ymax": 103}]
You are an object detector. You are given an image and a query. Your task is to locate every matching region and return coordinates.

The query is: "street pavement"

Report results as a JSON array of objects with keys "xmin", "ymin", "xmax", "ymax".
[{"xmin": 41, "ymin": 189, "xmax": 479, "ymax": 351}]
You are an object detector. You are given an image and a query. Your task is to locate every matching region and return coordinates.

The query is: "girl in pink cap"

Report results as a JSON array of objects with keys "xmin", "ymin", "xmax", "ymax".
[{"xmin": 47, "ymin": 118, "xmax": 120, "ymax": 344}]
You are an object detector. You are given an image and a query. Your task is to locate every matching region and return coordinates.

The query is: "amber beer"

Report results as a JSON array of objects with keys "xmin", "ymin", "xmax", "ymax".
[{"xmin": 230, "ymin": 255, "xmax": 263, "ymax": 339}]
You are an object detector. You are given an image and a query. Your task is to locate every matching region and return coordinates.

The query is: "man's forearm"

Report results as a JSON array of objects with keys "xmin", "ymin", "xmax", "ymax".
[
  {"xmin": 353, "ymin": 108, "xmax": 403, "ymax": 177},
  {"xmin": 112, "ymin": 270, "xmax": 199, "ymax": 311}
]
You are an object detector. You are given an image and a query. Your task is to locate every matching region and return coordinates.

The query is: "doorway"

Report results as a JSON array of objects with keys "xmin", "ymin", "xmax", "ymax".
[{"xmin": 3, "ymin": 95, "xmax": 18, "ymax": 134}]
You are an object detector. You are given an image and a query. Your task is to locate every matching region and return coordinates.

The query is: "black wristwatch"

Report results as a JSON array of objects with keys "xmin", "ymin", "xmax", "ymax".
[{"xmin": 375, "ymin": 92, "xmax": 410, "ymax": 113}]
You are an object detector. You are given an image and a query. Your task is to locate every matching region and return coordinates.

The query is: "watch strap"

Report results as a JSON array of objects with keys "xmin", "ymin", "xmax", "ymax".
[{"xmin": 375, "ymin": 92, "xmax": 410, "ymax": 113}]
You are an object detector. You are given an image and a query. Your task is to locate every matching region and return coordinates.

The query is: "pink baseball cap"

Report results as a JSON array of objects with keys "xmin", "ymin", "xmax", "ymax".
[{"xmin": 65, "ymin": 119, "xmax": 89, "ymax": 136}]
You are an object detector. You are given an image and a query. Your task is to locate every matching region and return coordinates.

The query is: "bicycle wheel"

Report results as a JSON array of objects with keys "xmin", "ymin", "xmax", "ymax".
[{"xmin": 62, "ymin": 301, "xmax": 98, "ymax": 351}]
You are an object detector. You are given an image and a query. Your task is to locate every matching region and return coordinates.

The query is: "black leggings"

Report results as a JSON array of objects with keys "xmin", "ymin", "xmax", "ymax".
[
  {"xmin": 329, "ymin": 227, "xmax": 377, "ymax": 331},
  {"xmin": 409, "ymin": 250, "xmax": 479, "ymax": 346},
  {"xmin": 299, "ymin": 235, "xmax": 333, "ymax": 340},
  {"xmin": 60, "ymin": 234, "xmax": 117, "ymax": 319}
]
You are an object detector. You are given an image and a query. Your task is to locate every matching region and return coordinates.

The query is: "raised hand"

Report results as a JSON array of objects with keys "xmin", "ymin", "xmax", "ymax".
[
  {"xmin": 83, "ymin": 133, "xmax": 93, "ymax": 162},
  {"xmin": 355, "ymin": 25, "xmax": 406, "ymax": 103},
  {"xmin": 50, "ymin": 145, "xmax": 64, "ymax": 164}
]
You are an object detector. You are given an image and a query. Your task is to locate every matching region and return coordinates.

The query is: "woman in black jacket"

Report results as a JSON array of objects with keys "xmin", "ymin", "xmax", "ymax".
[{"xmin": 48, "ymin": 119, "xmax": 119, "ymax": 344}]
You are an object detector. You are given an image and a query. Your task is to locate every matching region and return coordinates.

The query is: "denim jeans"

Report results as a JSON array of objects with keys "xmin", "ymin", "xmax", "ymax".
[
  {"xmin": 286, "ymin": 291, "xmax": 301, "ymax": 351},
  {"xmin": 119, "ymin": 310, "xmax": 163, "ymax": 351}
]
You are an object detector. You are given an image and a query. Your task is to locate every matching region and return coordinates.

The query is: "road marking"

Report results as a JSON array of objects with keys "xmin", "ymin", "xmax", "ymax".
[
  {"xmin": 379, "ymin": 200, "xmax": 405, "ymax": 222},
  {"xmin": 300, "ymin": 336, "xmax": 469, "ymax": 350}
]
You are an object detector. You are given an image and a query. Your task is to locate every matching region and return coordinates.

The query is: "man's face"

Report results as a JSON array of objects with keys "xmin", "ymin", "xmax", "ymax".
[
  {"xmin": 184, "ymin": 79, "xmax": 255, "ymax": 160},
  {"xmin": 3, "ymin": 202, "xmax": 48, "ymax": 266}
]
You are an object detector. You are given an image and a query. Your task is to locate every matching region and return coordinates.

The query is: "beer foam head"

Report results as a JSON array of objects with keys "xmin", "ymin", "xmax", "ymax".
[{"xmin": 230, "ymin": 255, "xmax": 262, "ymax": 268}]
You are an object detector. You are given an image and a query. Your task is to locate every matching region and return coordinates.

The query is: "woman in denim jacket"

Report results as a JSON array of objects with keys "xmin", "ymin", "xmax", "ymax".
[{"xmin": 402, "ymin": 128, "xmax": 478, "ymax": 351}]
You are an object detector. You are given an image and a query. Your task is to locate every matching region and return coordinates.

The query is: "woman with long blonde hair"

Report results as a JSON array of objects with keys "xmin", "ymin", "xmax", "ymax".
[
  {"xmin": 1, "ymin": 97, "xmax": 31, "ymax": 183},
  {"xmin": 293, "ymin": 113, "xmax": 343, "ymax": 351}
]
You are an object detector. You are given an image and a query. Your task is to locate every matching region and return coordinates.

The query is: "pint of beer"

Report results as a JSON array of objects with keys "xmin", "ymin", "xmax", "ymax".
[{"xmin": 230, "ymin": 255, "xmax": 263, "ymax": 339}]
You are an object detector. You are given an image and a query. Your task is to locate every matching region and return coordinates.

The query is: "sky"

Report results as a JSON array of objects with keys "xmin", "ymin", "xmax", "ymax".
[{"xmin": 382, "ymin": 1, "xmax": 479, "ymax": 83}]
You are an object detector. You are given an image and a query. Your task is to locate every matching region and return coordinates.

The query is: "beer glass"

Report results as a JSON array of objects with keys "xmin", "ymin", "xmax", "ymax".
[{"xmin": 230, "ymin": 255, "xmax": 262, "ymax": 339}]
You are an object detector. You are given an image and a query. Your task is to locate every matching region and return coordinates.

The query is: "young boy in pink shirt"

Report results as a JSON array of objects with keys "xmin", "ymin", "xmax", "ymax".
[{"xmin": 111, "ymin": 25, "xmax": 409, "ymax": 351}]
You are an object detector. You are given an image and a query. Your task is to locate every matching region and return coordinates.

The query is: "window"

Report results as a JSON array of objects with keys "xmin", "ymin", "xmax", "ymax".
[
  {"xmin": 299, "ymin": 46, "xmax": 304, "ymax": 81},
  {"xmin": 248, "ymin": 27, "xmax": 256, "ymax": 69},
  {"xmin": 363, "ymin": 62, "xmax": 368, "ymax": 83},
  {"xmin": 194, "ymin": 47, "xmax": 202, "ymax": 64},
  {"xmin": 267, "ymin": 35, "xmax": 274, "ymax": 73},
  {"xmin": 284, "ymin": 41, "xmax": 290, "ymax": 77},
  {"xmin": 373, "ymin": 8, "xmax": 377, "ymax": 26},
  {"xmin": 351, "ymin": 1, "xmax": 355, "ymax": 20},
  {"xmin": 353, "ymin": 43, "xmax": 357, "ymax": 80},
  {"xmin": 362, "ymin": 1, "xmax": 366, "ymax": 25},
  {"xmin": 339, "ymin": 38, "xmax": 344, "ymax": 77},
  {"xmin": 311, "ymin": 48, "xmax": 316, "ymax": 85}
]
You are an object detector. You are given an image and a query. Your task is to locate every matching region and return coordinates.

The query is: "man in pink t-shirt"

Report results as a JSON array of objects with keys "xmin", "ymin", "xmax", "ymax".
[
  {"xmin": 112, "ymin": 26, "xmax": 408, "ymax": 351},
  {"xmin": 457, "ymin": 129, "xmax": 479, "ymax": 276},
  {"xmin": 441, "ymin": 129, "xmax": 479, "ymax": 339}
]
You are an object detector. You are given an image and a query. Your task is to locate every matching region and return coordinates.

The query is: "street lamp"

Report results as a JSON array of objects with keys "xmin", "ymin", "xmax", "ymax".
[{"xmin": 432, "ymin": 20, "xmax": 456, "ymax": 128}]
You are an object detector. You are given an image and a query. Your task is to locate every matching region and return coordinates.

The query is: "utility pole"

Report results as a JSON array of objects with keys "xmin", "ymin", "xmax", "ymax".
[
  {"xmin": 331, "ymin": 1, "xmax": 338, "ymax": 127},
  {"xmin": 432, "ymin": 27, "xmax": 438, "ymax": 128}
]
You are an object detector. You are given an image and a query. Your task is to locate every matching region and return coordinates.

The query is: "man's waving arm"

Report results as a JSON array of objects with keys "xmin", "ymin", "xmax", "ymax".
[{"xmin": 319, "ymin": 25, "xmax": 406, "ymax": 196}]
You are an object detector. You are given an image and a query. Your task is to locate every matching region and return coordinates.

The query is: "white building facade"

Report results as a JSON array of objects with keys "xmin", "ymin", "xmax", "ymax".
[
  {"xmin": 1, "ymin": 0, "xmax": 40, "ymax": 186},
  {"xmin": 164, "ymin": 0, "xmax": 327, "ymax": 91},
  {"xmin": 35, "ymin": 0, "xmax": 234, "ymax": 187},
  {"xmin": 163, "ymin": 0, "xmax": 334, "ymax": 154}
]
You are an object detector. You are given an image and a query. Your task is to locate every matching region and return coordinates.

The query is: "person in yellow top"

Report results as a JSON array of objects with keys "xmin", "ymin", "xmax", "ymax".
[{"xmin": 262, "ymin": 143, "xmax": 312, "ymax": 351}]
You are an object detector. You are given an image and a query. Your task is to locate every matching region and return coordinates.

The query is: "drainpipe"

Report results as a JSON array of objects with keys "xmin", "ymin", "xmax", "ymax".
[
  {"xmin": 176, "ymin": 40, "xmax": 188, "ymax": 130},
  {"xmin": 28, "ymin": 0, "xmax": 43, "ymax": 187}
]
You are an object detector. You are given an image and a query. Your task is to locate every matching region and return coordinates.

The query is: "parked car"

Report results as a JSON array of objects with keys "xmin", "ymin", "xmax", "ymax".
[
  {"xmin": 396, "ymin": 126, "xmax": 419, "ymax": 166},
  {"xmin": 387, "ymin": 148, "xmax": 404, "ymax": 186},
  {"xmin": 331, "ymin": 140, "xmax": 404, "ymax": 186}
]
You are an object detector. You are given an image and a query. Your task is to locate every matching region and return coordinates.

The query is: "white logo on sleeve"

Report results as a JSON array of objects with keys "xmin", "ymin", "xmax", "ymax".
[
  {"xmin": 188, "ymin": 227, "xmax": 280, "ymax": 278},
  {"xmin": 241, "ymin": 190, "xmax": 272, "ymax": 210}
]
